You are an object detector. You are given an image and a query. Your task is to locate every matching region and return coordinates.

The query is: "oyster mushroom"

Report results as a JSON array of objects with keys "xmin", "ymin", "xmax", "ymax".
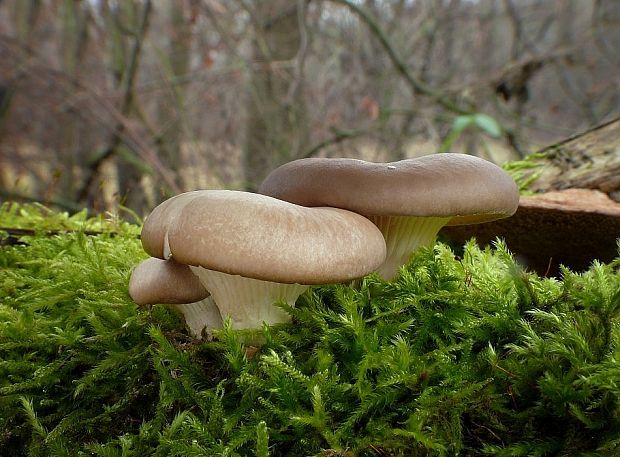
[
  {"xmin": 139, "ymin": 190, "xmax": 386, "ymax": 329},
  {"xmin": 259, "ymin": 153, "xmax": 519, "ymax": 280},
  {"xmin": 129, "ymin": 257, "xmax": 222, "ymax": 337}
]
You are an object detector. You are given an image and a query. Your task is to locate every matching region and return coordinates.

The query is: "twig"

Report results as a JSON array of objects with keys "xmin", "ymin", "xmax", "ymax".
[
  {"xmin": 0, "ymin": 226, "xmax": 140, "ymax": 248},
  {"xmin": 299, "ymin": 128, "xmax": 366, "ymax": 159},
  {"xmin": 0, "ymin": 227, "xmax": 140, "ymax": 239},
  {"xmin": 0, "ymin": 236, "xmax": 27, "ymax": 247},
  {"xmin": 0, "ymin": 227, "xmax": 102, "ymax": 237}
]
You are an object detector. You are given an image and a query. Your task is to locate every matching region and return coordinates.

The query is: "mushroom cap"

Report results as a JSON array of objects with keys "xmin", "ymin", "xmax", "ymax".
[
  {"xmin": 258, "ymin": 154, "xmax": 519, "ymax": 225},
  {"xmin": 129, "ymin": 257, "xmax": 209, "ymax": 305},
  {"xmin": 141, "ymin": 190, "xmax": 387, "ymax": 285}
]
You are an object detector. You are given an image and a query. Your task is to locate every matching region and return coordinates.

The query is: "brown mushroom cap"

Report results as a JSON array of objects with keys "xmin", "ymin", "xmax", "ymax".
[
  {"xmin": 141, "ymin": 190, "xmax": 387, "ymax": 284},
  {"xmin": 128, "ymin": 257, "xmax": 209, "ymax": 305},
  {"xmin": 258, "ymin": 154, "xmax": 519, "ymax": 225}
]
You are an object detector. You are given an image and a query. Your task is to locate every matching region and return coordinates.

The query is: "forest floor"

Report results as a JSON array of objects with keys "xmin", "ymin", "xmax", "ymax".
[{"xmin": 1, "ymin": 202, "xmax": 619, "ymax": 456}]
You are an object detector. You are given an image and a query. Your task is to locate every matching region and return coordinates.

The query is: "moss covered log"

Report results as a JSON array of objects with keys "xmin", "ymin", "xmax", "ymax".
[
  {"xmin": 1, "ymin": 203, "xmax": 619, "ymax": 456},
  {"xmin": 504, "ymin": 117, "xmax": 620, "ymax": 199}
]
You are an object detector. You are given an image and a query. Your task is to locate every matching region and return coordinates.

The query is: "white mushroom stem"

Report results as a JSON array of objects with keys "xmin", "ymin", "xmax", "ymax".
[
  {"xmin": 171, "ymin": 296, "xmax": 223, "ymax": 338},
  {"xmin": 190, "ymin": 267, "xmax": 309, "ymax": 329},
  {"xmin": 367, "ymin": 215, "xmax": 451, "ymax": 280}
]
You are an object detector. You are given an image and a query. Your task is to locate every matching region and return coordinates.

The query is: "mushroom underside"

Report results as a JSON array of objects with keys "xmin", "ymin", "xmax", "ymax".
[
  {"xmin": 171, "ymin": 296, "xmax": 223, "ymax": 338},
  {"xmin": 190, "ymin": 266, "xmax": 309, "ymax": 330},
  {"xmin": 366, "ymin": 215, "xmax": 451, "ymax": 280}
]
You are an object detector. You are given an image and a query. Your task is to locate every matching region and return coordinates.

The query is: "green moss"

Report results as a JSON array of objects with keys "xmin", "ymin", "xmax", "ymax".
[
  {"xmin": 502, "ymin": 152, "xmax": 548, "ymax": 194},
  {"xmin": 1, "ymin": 203, "xmax": 619, "ymax": 456}
]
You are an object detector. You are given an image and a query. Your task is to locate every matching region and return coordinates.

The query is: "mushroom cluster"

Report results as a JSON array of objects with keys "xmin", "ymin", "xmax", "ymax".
[
  {"xmin": 129, "ymin": 153, "xmax": 519, "ymax": 338},
  {"xmin": 130, "ymin": 190, "xmax": 387, "ymax": 336}
]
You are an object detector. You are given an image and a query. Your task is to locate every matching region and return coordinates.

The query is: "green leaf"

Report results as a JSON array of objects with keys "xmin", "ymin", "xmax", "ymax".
[
  {"xmin": 440, "ymin": 113, "xmax": 503, "ymax": 152},
  {"xmin": 473, "ymin": 113, "xmax": 503, "ymax": 137},
  {"xmin": 452, "ymin": 114, "xmax": 476, "ymax": 133}
]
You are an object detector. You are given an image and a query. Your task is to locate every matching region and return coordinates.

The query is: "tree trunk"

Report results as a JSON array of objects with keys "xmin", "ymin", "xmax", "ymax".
[
  {"xmin": 58, "ymin": 0, "xmax": 88, "ymax": 204},
  {"xmin": 156, "ymin": 0, "xmax": 193, "ymax": 180},
  {"xmin": 107, "ymin": 0, "xmax": 152, "ymax": 212},
  {"xmin": 242, "ymin": 0, "xmax": 307, "ymax": 191}
]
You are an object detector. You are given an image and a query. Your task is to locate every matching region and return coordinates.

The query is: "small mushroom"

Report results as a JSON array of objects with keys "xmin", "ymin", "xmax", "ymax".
[
  {"xmin": 259, "ymin": 154, "xmax": 519, "ymax": 280},
  {"xmin": 140, "ymin": 190, "xmax": 386, "ymax": 329},
  {"xmin": 129, "ymin": 257, "xmax": 222, "ymax": 337}
]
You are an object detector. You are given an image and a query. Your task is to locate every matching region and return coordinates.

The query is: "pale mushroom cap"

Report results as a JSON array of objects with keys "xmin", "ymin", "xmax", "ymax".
[
  {"xmin": 140, "ymin": 191, "xmax": 204, "ymax": 260},
  {"xmin": 128, "ymin": 257, "xmax": 210, "ymax": 305},
  {"xmin": 141, "ymin": 190, "xmax": 387, "ymax": 285},
  {"xmin": 258, "ymin": 154, "xmax": 519, "ymax": 225}
]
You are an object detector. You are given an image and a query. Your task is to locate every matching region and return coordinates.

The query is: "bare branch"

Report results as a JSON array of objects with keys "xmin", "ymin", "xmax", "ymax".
[
  {"xmin": 329, "ymin": 0, "xmax": 468, "ymax": 115},
  {"xmin": 299, "ymin": 128, "xmax": 366, "ymax": 159},
  {"xmin": 0, "ymin": 30, "xmax": 182, "ymax": 196}
]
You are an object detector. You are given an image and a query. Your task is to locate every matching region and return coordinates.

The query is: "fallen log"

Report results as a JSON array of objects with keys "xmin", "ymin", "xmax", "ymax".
[{"xmin": 442, "ymin": 118, "xmax": 620, "ymax": 275}]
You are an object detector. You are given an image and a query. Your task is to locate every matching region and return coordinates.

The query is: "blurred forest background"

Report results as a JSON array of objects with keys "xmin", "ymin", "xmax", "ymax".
[{"xmin": 0, "ymin": 0, "xmax": 619, "ymax": 216}]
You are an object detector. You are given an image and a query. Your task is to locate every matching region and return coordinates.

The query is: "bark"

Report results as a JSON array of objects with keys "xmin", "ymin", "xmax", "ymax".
[{"xmin": 516, "ymin": 117, "xmax": 620, "ymax": 200}]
